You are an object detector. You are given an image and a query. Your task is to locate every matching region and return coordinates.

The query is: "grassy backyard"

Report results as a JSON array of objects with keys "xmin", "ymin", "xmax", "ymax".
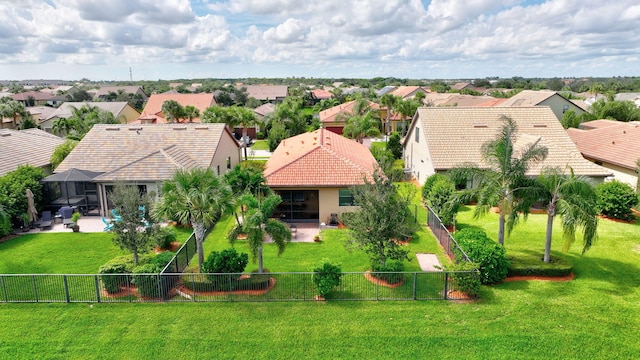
[{"xmin": 1, "ymin": 187, "xmax": 639, "ymax": 358}]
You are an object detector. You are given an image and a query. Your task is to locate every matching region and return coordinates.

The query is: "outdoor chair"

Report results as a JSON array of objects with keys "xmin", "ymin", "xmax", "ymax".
[
  {"xmin": 111, "ymin": 209, "xmax": 122, "ymax": 222},
  {"xmin": 60, "ymin": 207, "xmax": 74, "ymax": 228},
  {"xmin": 101, "ymin": 217, "xmax": 114, "ymax": 232},
  {"xmin": 39, "ymin": 211, "xmax": 52, "ymax": 230}
]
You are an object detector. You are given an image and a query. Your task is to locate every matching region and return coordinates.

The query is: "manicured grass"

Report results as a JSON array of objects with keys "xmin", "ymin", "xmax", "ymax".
[
  {"xmin": 250, "ymin": 140, "xmax": 269, "ymax": 151},
  {"xmin": 0, "ymin": 233, "xmax": 127, "ymax": 274}
]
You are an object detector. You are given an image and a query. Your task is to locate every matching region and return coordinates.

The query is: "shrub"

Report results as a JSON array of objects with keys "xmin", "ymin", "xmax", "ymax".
[
  {"xmin": 153, "ymin": 227, "xmax": 176, "ymax": 249},
  {"xmin": 151, "ymin": 251, "xmax": 175, "ymax": 271},
  {"xmin": 422, "ymin": 173, "xmax": 448, "ymax": 200},
  {"xmin": 132, "ymin": 264, "xmax": 161, "ymax": 298},
  {"xmin": 447, "ymin": 261, "xmax": 480, "ymax": 297},
  {"xmin": 0, "ymin": 210, "xmax": 11, "ymax": 238},
  {"xmin": 595, "ymin": 181, "xmax": 638, "ymax": 221},
  {"xmin": 427, "ymin": 176, "xmax": 458, "ymax": 226},
  {"xmin": 389, "ymin": 159, "xmax": 405, "ymax": 182},
  {"xmin": 340, "ymin": 212, "xmax": 355, "ymax": 227},
  {"xmin": 454, "ymin": 229, "xmax": 509, "ymax": 284},
  {"xmin": 370, "ymin": 260, "xmax": 404, "ymax": 284},
  {"xmin": 242, "ymin": 269, "xmax": 271, "ymax": 290},
  {"xmin": 98, "ymin": 261, "xmax": 129, "ymax": 294},
  {"xmin": 386, "ymin": 132, "xmax": 403, "ymax": 160},
  {"xmin": 202, "ymin": 248, "xmax": 249, "ymax": 290},
  {"xmin": 312, "ymin": 260, "xmax": 342, "ymax": 297}
]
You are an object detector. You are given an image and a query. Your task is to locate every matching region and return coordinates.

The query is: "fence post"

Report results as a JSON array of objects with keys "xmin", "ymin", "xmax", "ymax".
[
  {"xmin": 157, "ymin": 274, "xmax": 163, "ymax": 301},
  {"xmin": 444, "ymin": 272, "xmax": 449, "ymax": 300},
  {"xmin": 94, "ymin": 275, "xmax": 101, "ymax": 303},
  {"xmin": 63, "ymin": 275, "xmax": 70, "ymax": 303},
  {"xmin": 413, "ymin": 273, "xmax": 417, "ymax": 300},
  {"xmin": 1, "ymin": 276, "xmax": 7, "ymax": 302}
]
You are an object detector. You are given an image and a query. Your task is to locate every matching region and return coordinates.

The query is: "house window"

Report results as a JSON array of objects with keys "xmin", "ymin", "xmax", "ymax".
[
  {"xmin": 562, "ymin": 104, "xmax": 570, "ymax": 113},
  {"xmin": 415, "ymin": 127, "xmax": 419, "ymax": 143},
  {"xmin": 339, "ymin": 189, "xmax": 355, "ymax": 206},
  {"xmin": 226, "ymin": 156, "xmax": 231, "ymax": 170}
]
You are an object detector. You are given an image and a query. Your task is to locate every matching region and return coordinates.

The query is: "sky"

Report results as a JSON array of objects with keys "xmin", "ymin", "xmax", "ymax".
[{"xmin": 1, "ymin": 0, "xmax": 639, "ymax": 81}]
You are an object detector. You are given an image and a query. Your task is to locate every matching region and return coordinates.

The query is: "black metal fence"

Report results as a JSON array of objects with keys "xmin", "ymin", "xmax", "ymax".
[
  {"xmin": 426, "ymin": 205, "xmax": 472, "ymax": 263},
  {"xmin": 0, "ymin": 270, "xmax": 478, "ymax": 303}
]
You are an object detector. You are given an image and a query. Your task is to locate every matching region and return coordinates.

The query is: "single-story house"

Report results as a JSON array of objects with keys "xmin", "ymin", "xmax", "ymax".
[
  {"xmin": 54, "ymin": 123, "xmax": 241, "ymax": 216},
  {"xmin": 93, "ymin": 86, "xmax": 149, "ymax": 102},
  {"xmin": 497, "ymin": 90, "xmax": 585, "ymax": 121},
  {"xmin": 135, "ymin": 93, "xmax": 216, "ymax": 124},
  {"xmin": 386, "ymin": 86, "xmax": 429, "ymax": 100},
  {"xmin": 309, "ymin": 89, "xmax": 333, "ymax": 105},
  {"xmin": 264, "ymin": 128, "xmax": 379, "ymax": 224},
  {"xmin": 567, "ymin": 119, "xmax": 640, "ymax": 190},
  {"xmin": 41, "ymin": 102, "xmax": 140, "ymax": 133},
  {"xmin": 13, "ymin": 91, "xmax": 66, "ymax": 107},
  {"xmin": 319, "ymin": 100, "xmax": 380, "ymax": 135},
  {"xmin": 422, "ymin": 93, "xmax": 497, "ymax": 107},
  {"xmin": 243, "ymin": 85, "xmax": 288, "ymax": 103},
  {"xmin": 0, "ymin": 128, "xmax": 66, "ymax": 176},
  {"xmin": 403, "ymin": 107, "xmax": 611, "ymax": 185}
]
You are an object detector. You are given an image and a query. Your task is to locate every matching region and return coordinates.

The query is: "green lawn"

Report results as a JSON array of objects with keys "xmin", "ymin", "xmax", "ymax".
[
  {"xmin": 1, "ymin": 190, "xmax": 640, "ymax": 358},
  {"xmin": 250, "ymin": 140, "xmax": 269, "ymax": 151}
]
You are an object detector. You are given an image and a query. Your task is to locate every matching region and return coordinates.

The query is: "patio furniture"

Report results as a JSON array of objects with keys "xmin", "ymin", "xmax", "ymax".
[
  {"xmin": 111, "ymin": 209, "xmax": 122, "ymax": 222},
  {"xmin": 60, "ymin": 207, "xmax": 74, "ymax": 228},
  {"xmin": 39, "ymin": 211, "xmax": 52, "ymax": 230},
  {"xmin": 101, "ymin": 217, "xmax": 114, "ymax": 232}
]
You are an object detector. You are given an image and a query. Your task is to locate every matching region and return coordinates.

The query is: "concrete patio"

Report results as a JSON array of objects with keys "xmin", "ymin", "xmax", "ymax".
[{"xmin": 24, "ymin": 216, "xmax": 110, "ymax": 233}]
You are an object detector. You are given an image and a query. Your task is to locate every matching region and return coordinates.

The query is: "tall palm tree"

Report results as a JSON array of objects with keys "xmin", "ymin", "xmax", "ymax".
[
  {"xmin": 153, "ymin": 168, "xmax": 233, "ymax": 271},
  {"xmin": 394, "ymin": 99, "xmax": 419, "ymax": 137},
  {"xmin": 342, "ymin": 114, "xmax": 381, "ymax": 143},
  {"xmin": 52, "ymin": 117, "xmax": 73, "ymax": 136},
  {"xmin": 161, "ymin": 100, "xmax": 185, "ymax": 123},
  {"xmin": 537, "ymin": 167, "xmax": 598, "ymax": 263},
  {"xmin": 228, "ymin": 194, "xmax": 291, "ymax": 273},
  {"xmin": 451, "ymin": 116, "xmax": 548, "ymax": 245},
  {"xmin": 0, "ymin": 99, "xmax": 30, "ymax": 128},
  {"xmin": 230, "ymin": 106, "xmax": 257, "ymax": 160}
]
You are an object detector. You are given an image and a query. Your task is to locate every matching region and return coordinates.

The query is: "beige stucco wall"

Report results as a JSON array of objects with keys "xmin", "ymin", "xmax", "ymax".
[
  {"xmin": 210, "ymin": 130, "xmax": 241, "ymax": 176},
  {"xmin": 600, "ymin": 161, "xmax": 638, "ymax": 190},
  {"xmin": 318, "ymin": 188, "xmax": 359, "ymax": 224},
  {"xmin": 540, "ymin": 96, "xmax": 585, "ymax": 121},
  {"xmin": 118, "ymin": 105, "xmax": 141, "ymax": 123},
  {"xmin": 403, "ymin": 117, "xmax": 436, "ymax": 185}
]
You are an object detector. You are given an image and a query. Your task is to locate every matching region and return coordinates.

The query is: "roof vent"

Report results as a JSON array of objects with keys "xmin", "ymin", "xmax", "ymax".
[
  {"xmin": 128, "ymin": 127, "xmax": 142, "ymax": 131},
  {"xmin": 0, "ymin": 133, "xmax": 10, "ymax": 137},
  {"xmin": 172, "ymin": 127, "xmax": 186, "ymax": 131},
  {"xmin": 105, "ymin": 127, "xmax": 120, "ymax": 131},
  {"xmin": 533, "ymin": 124, "xmax": 547, "ymax": 128},
  {"xmin": 473, "ymin": 124, "xmax": 488, "ymax": 128},
  {"xmin": 195, "ymin": 126, "xmax": 208, "ymax": 130}
]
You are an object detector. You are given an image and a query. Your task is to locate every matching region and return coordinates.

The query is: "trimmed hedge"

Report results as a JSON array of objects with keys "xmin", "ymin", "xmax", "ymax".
[
  {"xmin": 132, "ymin": 264, "xmax": 161, "ymax": 298},
  {"xmin": 370, "ymin": 260, "xmax": 404, "ymax": 284},
  {"xmin": 447, "ymin": 261, "xmax": 480, "ymax": 297},
  {"xmin": 98, "ymin": 254, "xmax": 155, "ymax": 293},
  {"xmin": 312, "ymin": 260, "xmax": 342, "ymax": 297},
  {"xmin": 507, "ymin": 256, "xmax": 573, "ymax": 277},
  {"xmin": 453, "ymin": 229, "xmax": 509, "ymax": 284},
  {"xmin": 595, "ymin": 181, "xmax": 638, "ymax": 221}
]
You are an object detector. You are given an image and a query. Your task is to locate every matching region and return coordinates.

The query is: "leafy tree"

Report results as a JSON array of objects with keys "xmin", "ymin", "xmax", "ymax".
[
  {"xmin": 50, "ymin": 139, "xmax": 78, "ymax": 170},
  {"xmin": 59, "ymin": 105, "xmax": 120, "ymax": 140},
  {"xmin": 52, "ymin": 117, "xmax": 74, "ymax": 137},
  {"xmin": 561, "ymin": 110, "xmax": 581, "ymax": 129},
  {"xmin": 267, "ymin": 120, "xmax": 289, "ymax": 152},
  {"xmin": 161, "ymin": 100, "xmax": 185, "ymax": 123},
  {"xmin": 589, "ymin": 99, "xmax": 640, "ymax": 122},
  {"xmin": 0, "ymin": 204, "xmax": 11, "ymax": 238},
  {"xmin": 312, "ymin": 98, "xmax": 340, "ymax": 113},
  {"xmin": 228, "ymin": 194, "xmax": 291, "ymax": 273},
  {"xmin": 312, "ymin": 259, "xmax": 342, "ymax": 298},
  {"xmin": 386, "ymin": 132, "xmax": 402, "ymax": 159},
  {"xmin": 537, "ymin": 167, "xmax": 599, "ymax": 263},
  {"xmin": 18, "ymin": 116, "xmax": 37, "ymax": 130},
  {"xmin": 108, "ymin": 183, "xmax": 157, "ymax": 264},
  {"xmin": 153, "ymin": 168, "xmax": 233, "ymax": 271},
  {"xmin": 0, "ymin": 165, "xmax": 45, "ymax": 226},
  {"xmin": 394, "ymin": 99, "xmax": 420, "ymax": 136},
  {"xmin": 344, "ymin": 171, "xmax": 416, "ymax": 267},
  {"xmin": 595, "ymin": 180, "xmax": 639, "ymax": 221},
  {"xmin": 425, "ymin": 175, "xmax": 458, "ymax": 226},
  {"xmin": 68, "ymin": 89, "xmax": 92, "ymax": 102},
  {"xmin": 201, "ymin": 106, "xmax": 238, "ymax": 128},
  {"xmin": 379, "ymin": 93, "xmax": 400, "ymax": 135},
  {"xmin": 342, "ymin": 114, "xmax": 381, "ymax": 143},
  {"xmin": 451, "ymin": 116, "xmax": 548, "ymax": 245}
]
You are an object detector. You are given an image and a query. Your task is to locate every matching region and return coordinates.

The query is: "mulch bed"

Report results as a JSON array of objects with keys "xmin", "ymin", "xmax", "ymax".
[
  {"xmin": 503, "ymin": 273, "xmax": 575, "ymax": 282},
  {"xmin": 154, "ymin": 241, "xmax": 182, "ymax": 254},
  {"xmin": 177, "ymin": 276, "xmax": 276, "ymax": 297},
  {"xmin": 446, "ymin": 290, "xmax": 476, "ymax": 302},
  {"xmin": 363, "ymin": 271, "xmax": 405, "ymax": 288},
  {"xmin": 0, "ymin": 234, "xmax": 19, "ymax": 244}
]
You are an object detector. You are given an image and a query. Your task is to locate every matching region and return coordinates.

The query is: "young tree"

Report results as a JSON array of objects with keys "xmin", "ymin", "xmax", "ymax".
[
  {"xmin": 537, "ymin": 167, "xmax": 599, "ymax": 263},
  {"xmin": 386, "ymin": 132, "xmax": 402, "ymax": 159},
  {"xmin": 228, "ymin": 194, "xmax": 291, "ymax": 273},
  {"xmin": 109, "ymin": 184, "xmax": 156, "ymax": 264},
  {"xmin": 345, "ymin": 171, "xmax": 416, "ymax": 267},
  {"xmin": 153, "ymin": 168, "xmax": 233, "ymax": 271},
  {"xmin": 342, "ymin": 114, "xmax": 381, "ymax": 143},
  {"xmin": 161, "ymin": 100, "xmax": 185, "ymax": 123},
  {"xmin": 451, "ymin": 116, "xmax": 548, "ymax": 245},
  {"xmin": 183, "ymin": 105, "xmax": 200, "ymax": 123},
  {"xmin": 50, "ymin": 139, "xmax": 78, "ymax": 170}
]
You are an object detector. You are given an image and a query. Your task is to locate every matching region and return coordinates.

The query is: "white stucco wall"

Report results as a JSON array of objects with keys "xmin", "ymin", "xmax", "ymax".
[{"xmin": 403, "ymin": 117, "xmax": 436, "ymax": 185}]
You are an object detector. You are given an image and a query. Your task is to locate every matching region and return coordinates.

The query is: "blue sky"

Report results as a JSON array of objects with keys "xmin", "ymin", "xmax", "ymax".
[{"xmin": 0, "ymin": 0, "xmax": 638, "ymax": 81}]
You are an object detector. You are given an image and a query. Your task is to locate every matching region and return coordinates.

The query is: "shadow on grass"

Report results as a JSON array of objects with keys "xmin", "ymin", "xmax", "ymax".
[{"xmin": 569, "ymin": 254, "xmax": 640, "ymax": 295}]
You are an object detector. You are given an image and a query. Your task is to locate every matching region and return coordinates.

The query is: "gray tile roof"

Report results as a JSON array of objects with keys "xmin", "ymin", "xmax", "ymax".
[
  {"xmin": 56, "ymin": 123, "xmax": 239, "ymax": 182},
  {"xmin": 45, "ymin": 102, "xmax": 130, "ymax": 121},
  {"xmin": 0, "ymin": 128, "xmax": 65, "ymax": 176},
  {"xmin": 411, "ymin": 107, "xmax": 611, "ymax": 177}
]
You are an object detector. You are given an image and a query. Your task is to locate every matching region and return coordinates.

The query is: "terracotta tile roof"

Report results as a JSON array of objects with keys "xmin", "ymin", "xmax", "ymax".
[
  {"xmin": 423, "ymin": 93, "xmax": 495, "ymax": 107},
  {"xmin": 412, "ymin": 107, "xmax": 611, "ymax": 177},
  {"xmin": 137, "ymin": 93, "xmax": 216, "ymax": 123},
  {"xmin": 319, "ymin": 100, "xmax": 380, "ymax": 124},
  {"xmin": 264, "ymin": 128, "xmax": 379, "ymax": 187},
  {"xmin": 12, "ymin": 91, "xmax": 55, "ymax": 101},
  {"xmin": 567, "ymin": 120, "xmax": 640, "ymax": 170},
  {"xmin": 243, "ymin": 85, "xmax": 288, "ymax": 101},
  {"xmin": 389, "ymin": 86, "xmax": 428, "ymax": 99},
  {"xmin": 311, "ymin": 89, "xmax": 333, "ymax": 99},
  {"xmin": 56, "ymin": 123, "xmax": 238, "ymax": 182},
  {"xmin": 0, "ymin": 128, "xmax": 65, "ymax": 176}
]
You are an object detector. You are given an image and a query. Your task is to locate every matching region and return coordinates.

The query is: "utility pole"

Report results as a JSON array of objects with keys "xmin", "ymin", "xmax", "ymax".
[{"xmin": 129, "ymin": 67, "xmax": 132, "ymax": 82}]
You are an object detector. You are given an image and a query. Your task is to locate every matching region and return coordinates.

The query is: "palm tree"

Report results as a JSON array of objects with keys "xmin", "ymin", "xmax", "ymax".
[
  {"xmin": 394, "ymin": 99, "xmax": 420, "ymax": 137},
  {"xmin": 228, "ymin": 194, "xmax": 291, "ymax": 273},
  {"xmin": 537, "ymin": 167, "xmax": 598, "ymax": 263},
  {"xmin": 0, "ymin": 99, "xmax": 30, "ymax": 128},
  {"xmin": 452, "ymin": 116, "xmax": 548, "ymax": 245},
  {"xmin": 379, "ymin": 94, "xmax": 400, "ymax": 135},
  {"xmin": 161, "ymin": 100, "xmax": 185, "ymax": 123},
  {"xmin": 153, "ymin": 168, "xmax": 233, "ymax": 271},
  {"xmin": 183, "ymin": 105, "xmax": 200, "ymax": 123},
  {"xmin": 342, "ymin": 114, "xmax": 381, "ymax": 143},
  {"xmin": 52, "ymin": 117, "xmax": 73, "ymax": 136},
  {"xmin": 230, "ymin": 106, "xmax": 257, "ymax": 160}
]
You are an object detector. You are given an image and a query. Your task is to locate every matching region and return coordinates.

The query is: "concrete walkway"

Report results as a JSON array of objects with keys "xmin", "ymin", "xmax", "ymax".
[{"xmin": 416, "ymin": 253, "xmax": 443, "ymax": 271}]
